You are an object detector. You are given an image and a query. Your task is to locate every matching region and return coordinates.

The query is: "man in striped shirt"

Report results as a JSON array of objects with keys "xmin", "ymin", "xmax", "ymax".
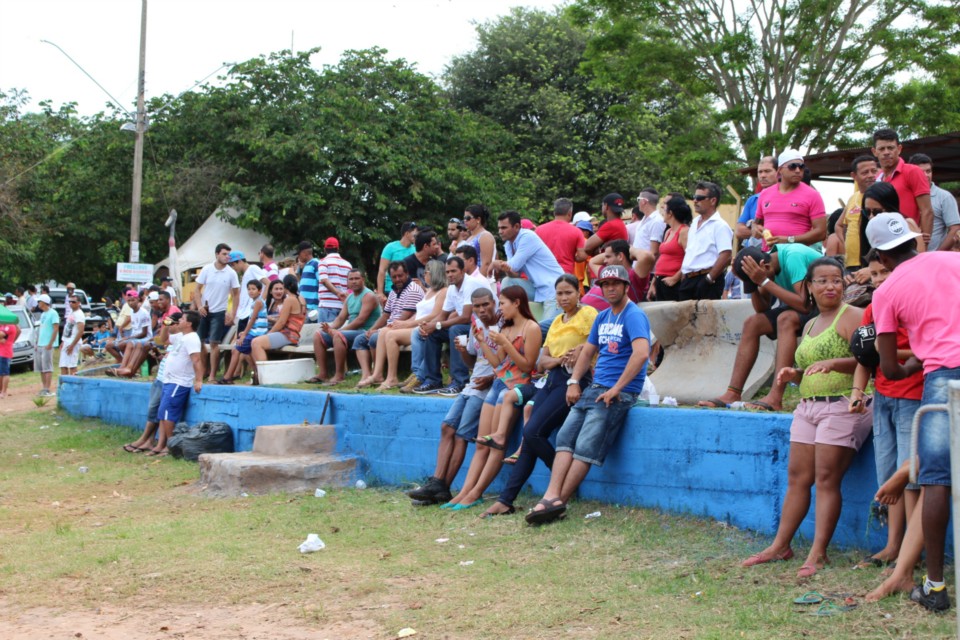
[
  {"xmin": 317, "ymin": 237, "xmax": 352, "ymax": 323},
  {"xmin": 296, "ymin": 240, "xmax": 321, "ymax": 320}
]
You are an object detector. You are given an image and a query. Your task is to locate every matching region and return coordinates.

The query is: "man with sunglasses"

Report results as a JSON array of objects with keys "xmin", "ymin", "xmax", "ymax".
[
  {"xmin": 59, "ymin": 295, "xmax": 86, "ymax": 376},
  {"xmin": 754, "ymin": 149, "xmax": 827, "ymax": 251},
  {"xmin": 678, "ymin": 181, "xmax": 733, "ymax": 301}
]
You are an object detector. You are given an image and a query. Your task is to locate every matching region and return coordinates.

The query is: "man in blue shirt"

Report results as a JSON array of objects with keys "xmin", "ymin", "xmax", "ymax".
[
  {"xmin": 491, "ymin": 210, "xmax": 564, "ymax": 332},
  {"xmin": 525, "ymin": 264, "xmax": 651, "ymax": 525},
  {"xmin": 296, "ymin": 240, "xmax": 321, "ymax": 321},
  {"xmin": 735, "ymin": 156, "xmax": 778, "ymax": 248}
]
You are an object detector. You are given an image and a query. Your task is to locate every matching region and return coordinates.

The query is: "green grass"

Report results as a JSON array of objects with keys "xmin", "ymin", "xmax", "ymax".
[{"xmin": 0, "ymin": 410, "xmax": 955, "ymax": 637}]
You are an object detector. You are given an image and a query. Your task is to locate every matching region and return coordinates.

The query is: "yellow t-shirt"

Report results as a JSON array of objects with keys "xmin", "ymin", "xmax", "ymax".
[
  {"xmin": 544, "ymin": 305, "xmax": 598, "ymax": 356},
  {"xmin": 843, "ymin": 187, "xmax": 862, "ymax": 268}
]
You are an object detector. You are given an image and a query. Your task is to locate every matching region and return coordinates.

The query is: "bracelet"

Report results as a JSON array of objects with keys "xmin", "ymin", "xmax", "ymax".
[
  {"xmin": 759, "ymin": 278, "xmax": 771, "ymax": 289},
  {"xmin": 852, "ymin": 386, "xmax": 864, "ymax": 392}
]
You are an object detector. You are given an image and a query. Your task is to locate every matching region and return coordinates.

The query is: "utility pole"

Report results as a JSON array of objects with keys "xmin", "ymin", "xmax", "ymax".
[{"xmin": 130, "ymin": 0, "xmax": 147, "ymax": 263}]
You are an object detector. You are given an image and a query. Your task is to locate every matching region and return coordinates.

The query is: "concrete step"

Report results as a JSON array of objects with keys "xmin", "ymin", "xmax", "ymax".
[
  {"xmin": 198, "ymin": 451, "xmax": 358, "ymax": 497},
  {"xmin": 252, "ymin": 424, "xmax": 336, "ymax": 456}
]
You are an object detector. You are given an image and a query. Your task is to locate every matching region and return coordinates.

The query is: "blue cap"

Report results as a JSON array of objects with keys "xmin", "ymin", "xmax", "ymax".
[
  {"xmin": 228, "ymin": 250, "xmax": 245, "ymax": 263},
  {"xmin": 575, "ymin": 220, "xmax": 593, "ymax": 233}
]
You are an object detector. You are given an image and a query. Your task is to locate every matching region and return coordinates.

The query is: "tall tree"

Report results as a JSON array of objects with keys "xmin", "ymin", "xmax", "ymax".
[
  {"xmin": 571, "ymin": 0, "xmax": 960, "ymax": 160},
  {"xmin": 444, "ymin": 7, "xmax": 740, "ymax": 210}
]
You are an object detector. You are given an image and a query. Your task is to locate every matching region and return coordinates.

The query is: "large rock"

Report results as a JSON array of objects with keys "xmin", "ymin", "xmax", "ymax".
[
  {"xmin": 645, "ymin": 300, "xmax": 775, "ymax": 405},
  {"xmin": 199, "ymin": 423, "xmax": 357, "ymax": 496}
]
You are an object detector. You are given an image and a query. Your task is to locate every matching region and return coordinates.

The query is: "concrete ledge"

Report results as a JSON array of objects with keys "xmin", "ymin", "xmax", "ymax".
[{"xmin": 58, "ymin": 376, "xmax": 889, "ymax": 549}]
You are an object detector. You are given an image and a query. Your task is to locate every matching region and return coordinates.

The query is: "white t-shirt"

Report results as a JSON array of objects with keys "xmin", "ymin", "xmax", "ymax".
[
  {"xmin": 196, "ymin": 262, "xmax": 240, "ymax": 313},
  {"xmin": 62, "ymin": 309, "xmax": 86, "ymax": 343},
  {"xmin": 164, "ymin": 285, "xmax": 178, "ymax": 306},
  {"xmin": 164, "ymin": 332, "xmax": 202, "ymax": 387},
  {"xmin": 631, "ymin": 211, "xmax": 667, "ymax": 252},
  {"xmin": 237, "ymin": 264, "xmax": 267, "ymax": 320},
  {"xmin": 129, "ymin": 306, "xmax": 153, "ymax": 339},
  {"xmin": 442, "ymin": 274, "xmax": 484, "ymax": 317}
]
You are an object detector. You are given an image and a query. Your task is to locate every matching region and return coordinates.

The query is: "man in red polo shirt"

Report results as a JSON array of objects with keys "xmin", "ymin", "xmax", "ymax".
[
  {"xmin": 577, "ymin": 193, "xmax": 628, "ymax": 261},
  {"xmin": 536, "ymin": 197, "xmax": 585, "ymax": 274},
  {"xmin": 872, "ymin": 128, "xmax": 932, "ymax": 243}
]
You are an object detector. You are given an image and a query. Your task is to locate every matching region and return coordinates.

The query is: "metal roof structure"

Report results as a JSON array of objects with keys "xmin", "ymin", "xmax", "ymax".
[{"xmin": 738, "ymin": 131, "xmax": 960, "ymax": 183}]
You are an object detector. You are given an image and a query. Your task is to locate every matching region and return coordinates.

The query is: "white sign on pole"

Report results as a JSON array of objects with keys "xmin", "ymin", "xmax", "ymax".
[{"xmin": 116, "ymin": 262, "xmax": 154, "ymax": 283}]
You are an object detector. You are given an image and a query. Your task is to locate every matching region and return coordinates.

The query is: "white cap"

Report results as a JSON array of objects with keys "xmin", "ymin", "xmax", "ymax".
[
  {"xmin": 777, "ymin": 148, "xmax": 803, "ymax": 166},
  {"xmin": 572, "ymin": 211, "xmax": 591, "ymax": 224},
  {"xmin": 147, "ymin": 291, "xmax": 160, "ymax": 302},
  {"xmin": 866, "ymin": 212, "xmax": 921, "ymax": 251},
  {"xmin": 37, "ymin": 294, "xmax": 52, "ymax": 305}
]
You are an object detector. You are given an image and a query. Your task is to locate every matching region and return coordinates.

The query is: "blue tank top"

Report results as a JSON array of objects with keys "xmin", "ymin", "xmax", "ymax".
[{"xmin": 249, "ymin": 298, "xmax": 269, "ymax": 337}]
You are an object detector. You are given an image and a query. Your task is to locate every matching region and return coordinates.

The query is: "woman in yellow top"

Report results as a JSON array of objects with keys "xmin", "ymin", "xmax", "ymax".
[
  {"xmin": 741, "ymin": 258, "xmax": 871, "ymax": 577},
  {"xmin": 481, "ymin": 274, "xmax": 598, "ymax": 517}
]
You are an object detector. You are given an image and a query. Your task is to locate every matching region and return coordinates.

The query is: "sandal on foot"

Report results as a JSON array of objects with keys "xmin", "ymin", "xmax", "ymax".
[
  {"xmin": 503, "ymin": 451, "xmax": 520, "ymax": 465},
  {"xmin": 451, "ymin": 499, "xmax": 483, "ymax": 511},
  {"xmin": 144, "ymin": 449, "xmax": 169, "ymax": 458},
  {"xmin": 474, "ymin": 435, "xmax": 506, "ymax": 451},
  {"xmin": 525, "ymin": 498, "xmax": 566, "ymax": 525},
  {"xmin": 744, "ymin": 401, "xmax": 776, "ymax": 412},
  {"xmin": 741, "ymin": 548, "xmax": 794, "ymax": 567},
  {"xmin": 122, "ymin": 444, "xmax": 140, "ymax": 453},
  {"xmin": 697, "ymin": 398, "xmax": 729, "ymax": 409},
  {"xmin": 797, "ymin": 563, "xmax": 820, "ymax": 578},
  {"xmin": 306, "ymin": 376, "xmax": 325, "ymax": 384},
  {"xmin": 480, "ymin": 505, "xmax": 517, "ymax": 518}
]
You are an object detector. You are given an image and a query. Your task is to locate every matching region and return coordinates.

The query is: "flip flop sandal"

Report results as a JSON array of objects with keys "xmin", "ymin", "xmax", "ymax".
[
  {"xmin": 525, "ymin": 498, "xmax": 566, "ymax": 525},
  {"xmin": 809, "ymin": 602, "xmax": 856, "ymax": 617},
  {"xmin": 480, "ymin": 505, "xmax": 517, "ymax": 518},
  {"xmin": 475, "ymin": 435, "xmax": 506, "ymax": 451},
  {"xmin": 855, "ymin": 555, "xmax": 888, "ymax": 569},
  {"xmin": 793, "ymin": 591, "xmax": 826, "ymax": 605},
  {"xmin": 122, "ymin": 444, "xmax": 139, "ymax": 453},
  {"xmin": 698, "ymin": 398, "xmax": 729, "ymax": 409},
  {"xmin": 745, "ymin": 401, "xmax": 776, "ymax": 412},
  {"xmin": 306, "ymin": 376, "xmax": 325, "ymax": 384},
  {"xmin": 503, "ymin": 452, "xmax": 520, "ymax": 465}
]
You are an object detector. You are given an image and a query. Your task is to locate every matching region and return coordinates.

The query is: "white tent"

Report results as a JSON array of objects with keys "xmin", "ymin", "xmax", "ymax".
[{"xmin": 154, "ymin": 207, "xmax": 275, "ymax": 276}]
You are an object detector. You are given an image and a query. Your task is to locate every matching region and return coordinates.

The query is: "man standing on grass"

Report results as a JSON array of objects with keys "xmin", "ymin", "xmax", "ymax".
[
  {"xmin": 59, "ymin": 294, "xmax": 86, "ymax": 376},
  {"xmin": 34, "ymin": 294, "xmax": 58, "ymax": 396},
  {"xmin": 525, "ymin": 265, "xmax": 650, "ymax": 525},
  {"xmin": 316, "ymin": 237, "xmax": 352, "ymax": 324},
  {"xmin": 147, "ymin": 310, "xmax": 204, "ymax": 457},
  {"xmin": 869, "ymin": 212, "xmax": 960, "ymax": 612},
  {"xmin": 193, "ymin": 243, "xmax": 240, "ymax": 383},
  {"xmin": 407, "ymin": 287, "xmax": 499, "ymax": 505}
]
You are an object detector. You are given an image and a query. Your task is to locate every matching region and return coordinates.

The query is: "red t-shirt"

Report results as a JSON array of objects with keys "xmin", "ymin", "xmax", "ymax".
[
  {"xmin": 535, "ymin": 219, "xmax": 585, "ymax": 274},
  {"xmin": 596, "ymin": 218, "xmax": 628, "ymax": 243},
  {"xmin": 878, "ymin": 157, "xmax": 930, "ymax": 225},
  {"xmin": 863, "ymin": 304, "xmax": 923, "ymax": 400},
  {"xmin": 0, "ymin": 323, "xmax": 18, "ymax": 359}
]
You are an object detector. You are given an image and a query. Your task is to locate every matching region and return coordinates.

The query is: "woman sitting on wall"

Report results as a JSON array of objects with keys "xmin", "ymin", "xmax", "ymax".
[
  {"xmin": 249, "ymin": 275, "xmax": 305, "ymax": 385},
  {"xmin": 741, "ymin": 258, "xmax": 872, "ymax": 577}
]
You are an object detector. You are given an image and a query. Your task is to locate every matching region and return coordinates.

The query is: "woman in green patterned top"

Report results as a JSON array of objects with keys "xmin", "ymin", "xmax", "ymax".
[{"xmin": 742, "ymin": 258, "xmax": 872, "ymax": 578}]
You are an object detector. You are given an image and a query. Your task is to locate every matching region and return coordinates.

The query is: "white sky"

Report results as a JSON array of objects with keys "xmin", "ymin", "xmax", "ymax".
[{"xmin": 1, "ymin": 0, "xmax": 561, "ymax": 116}]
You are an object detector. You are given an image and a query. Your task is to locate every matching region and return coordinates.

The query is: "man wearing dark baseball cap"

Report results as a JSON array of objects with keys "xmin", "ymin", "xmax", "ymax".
[
  {"xmin": 699, "ymin": 242, "xmax": 821, "ymax": 410},
  {"xmin": 578, "ymin": 193, "xmax": 629, "ymax": 260},
  {"xmin": 525, "ymin": 263, "xmax": 651, "ymax": 525},
  {"xmin": 868, "ymin": 211, "xmax": 960, "ymax": 612}
]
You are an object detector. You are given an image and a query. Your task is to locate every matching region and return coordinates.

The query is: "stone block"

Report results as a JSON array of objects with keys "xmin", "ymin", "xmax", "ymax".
[
  {"xmin": 252, "ymin": 424, "xmax": 337, "ymax": 456},
  {"xmin": 198, "ymin": 452, "xmax": 357, "ymax": 497}
]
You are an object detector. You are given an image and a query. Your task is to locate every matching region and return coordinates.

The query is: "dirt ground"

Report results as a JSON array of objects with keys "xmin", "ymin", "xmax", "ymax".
[
  {"xmin": 0, "ymin": 381, "xmax": 389, "ymax": 640},
  {"xmin": 0, "ymin": 599, "xmax": 381, "ymax": 640}
]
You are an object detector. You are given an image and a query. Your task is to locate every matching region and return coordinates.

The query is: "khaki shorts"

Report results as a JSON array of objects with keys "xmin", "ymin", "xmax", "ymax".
[{"xmin": 34, "ymin": 347, "xmax": 54, "ymax": 373}]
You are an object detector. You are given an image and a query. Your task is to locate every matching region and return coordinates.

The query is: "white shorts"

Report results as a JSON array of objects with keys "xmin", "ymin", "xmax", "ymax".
[{"xmin": 59, "ymin": 346, "xmax": 80, "ymax": 369}]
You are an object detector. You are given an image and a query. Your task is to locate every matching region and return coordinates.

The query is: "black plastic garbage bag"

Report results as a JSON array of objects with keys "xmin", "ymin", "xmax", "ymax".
[{"xmin": 168, "ymin": 421, "xmax": 234, "ymax": 461}]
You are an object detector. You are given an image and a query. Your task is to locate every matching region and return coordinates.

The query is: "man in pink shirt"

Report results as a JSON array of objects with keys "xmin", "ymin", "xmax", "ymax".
[
  {"xmin": 870, "ymin": 212, "xmax": 960, "ymax": 612},
  {"xmin": 535, "ymin": 198, "xmax": 585, "ymax": 274},
  {"xmin": 872, "ymin": 128, "xmax": 933, "ymax": 242},
  {"xmin": 754, "ymin": 149, "xmax": 827, "ymax": 250}
]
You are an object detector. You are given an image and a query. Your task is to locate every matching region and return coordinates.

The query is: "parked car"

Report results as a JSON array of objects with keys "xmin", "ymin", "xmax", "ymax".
[
  {"xmin": 48, "ymin": 288, "xmax": 111, "ymax": 337},
  {"xmin": 6, "ymin": 305, "xmax": 37, "ymax": 369}
]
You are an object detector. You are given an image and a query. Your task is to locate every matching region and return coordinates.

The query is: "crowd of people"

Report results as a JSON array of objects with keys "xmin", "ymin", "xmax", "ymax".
[{"xmin": 6, "ymin": 127, "xmax": 959, "ymax": 613}]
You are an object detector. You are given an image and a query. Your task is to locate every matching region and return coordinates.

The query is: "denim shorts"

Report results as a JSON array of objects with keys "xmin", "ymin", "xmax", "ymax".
[
  {"xmin": 442, "ymin": 393, "xmax": 485, "ymax": 441},
  {"xmin": 317, "ymin": 307, "xmax": 340, "ymax": 323},
  {"xmin": 555, "ymin": 384, "xmax": 636, "ymax": 466},
  {"xmin": 917, "ymin": 366, "xmax": 960, "ymax": 486},
  {"xmin": 873, "ymin": 391, "xmax": 921, "ymax": 489},
  {"xmin": 483, "ymin": 378, "xmax": 509, "ymax": 407},
  {"xmin": 158, "ymin": 383, "xmax": 191, "ymax": 423},
  {"xmin": 352, "ymin": 331, "xmax": 381, "ymax": 352},
  {"xmin": 319, "ymin": 329, "xmax": 365, "ymax": 349},
  {"xmin": 0, "ymin": 356, "xmax": 10, "ymax": 377},
  {"xmin": 198, "ymin": 311, "xmax": 227, "ymax": 344},
  {"xmin": 146, "ymin": 378, "xmax": 164, "ymax": 423}
]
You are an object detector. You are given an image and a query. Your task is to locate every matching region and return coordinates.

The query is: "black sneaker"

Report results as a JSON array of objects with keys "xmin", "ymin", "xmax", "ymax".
[
  {"xmin": 910, "ymin": 582, "xmax": 951, "ymax": 612},
  {"xmin": 412, "ymin": 382, "xmax": 443, "ymax": 395},
  {"xmin": 436, "ymin": 384, "xmax": 463, "ymax": 397},
  {"xmin": 408, "ymin": 477, "xmax": 450, "ymax": 504}
]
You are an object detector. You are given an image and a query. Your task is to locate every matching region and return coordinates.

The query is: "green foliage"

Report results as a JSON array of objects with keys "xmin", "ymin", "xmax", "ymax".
[
  {"xmin": 572, "ymin": 0, "xmax": 960, "ymax": 160},
  {"xmin": 445, "ymin": 8, "xmax": 742, "ymax": 210}
]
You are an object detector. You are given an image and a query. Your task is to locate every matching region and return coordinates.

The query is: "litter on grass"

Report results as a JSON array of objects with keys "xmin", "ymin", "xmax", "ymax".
[
  {"xmin": 355, "ymin": 480, "xmax": 368, "ymax": 489},
  {"xmin": 78, "ymin": 466, "xmax": 89, "ymax": 473},
  {"xmin": 397, "ymin": 628, "xmax": 417, "ymax": 638},
  {"xmin": 585, "ymin": 511, "xmax": 602, "ymax": 519},
  {"xmin": 435, "ymin": 538, "xmax": 449, "ymax": 544},
  {"xmin": 298, "ymin": 534, "xmax": 326, "ymax": 553},
  {"xmin": 459, "ymin": 560, "xmax": 474, "ymax": 566},
  {"xmin": 314, "ymin": 489, "xmax": 327, "ymax": 498}
]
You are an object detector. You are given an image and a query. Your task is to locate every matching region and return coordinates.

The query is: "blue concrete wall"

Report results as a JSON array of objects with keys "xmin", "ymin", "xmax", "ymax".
[{"xmin": 58, "ymin": 376, "xmax": 889, "ymax": 550}]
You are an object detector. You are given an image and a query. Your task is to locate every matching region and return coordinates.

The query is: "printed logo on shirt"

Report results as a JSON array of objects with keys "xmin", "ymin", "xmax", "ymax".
[{"xmin": 598, "ymin": 321, "xmax": 623, "ymax": 352}]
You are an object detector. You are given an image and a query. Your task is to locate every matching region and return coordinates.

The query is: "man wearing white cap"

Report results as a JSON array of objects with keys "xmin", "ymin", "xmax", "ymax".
[
  {"xmin": 869, "ymin": 212, "xmax": 960, "ymax": 612},
  {"xmin": 754, "ymin": 149, "xmax": 827, "ymax": 250},
  {"xmin": 34, "ymin": 294, "xmax": 59, "ymax": 396}
]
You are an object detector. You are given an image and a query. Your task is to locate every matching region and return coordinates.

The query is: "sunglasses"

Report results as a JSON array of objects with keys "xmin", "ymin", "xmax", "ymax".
[
  {"xmin": 463, "ymin": 215, "xmax": 474, "ymax": 221},
  {"xmin": 692, "ymin": 195, "xmax": 712, "ymax": 201},
  {"xmin": 786, "ymin": 162, "xmax": 806, "ymax": 171},
  {"xmin": 863, "ymin": 207, "xmax": 884, "ymax": 217}
]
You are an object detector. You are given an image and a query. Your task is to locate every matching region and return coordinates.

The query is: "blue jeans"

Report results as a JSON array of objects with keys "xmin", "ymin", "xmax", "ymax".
[
  {"xmin": 442, "ymin": 393, "xmax": 485, "ymax": 441},
  {"xmin": 146, "ymin": 378, "xmax": 164, "ymax": 423},
  {"xmin": 447, "ymin": 324, "xmax": 471, "ymax": 387},
  {"xmin": 555, "ymin": 383, "xmax": 636, "ymax": 466},
  {"xmin": 537, "ymin": 298, "xmax": 561, "ymax": 340},
  {"xmin": 498, "ymin": 368, "xmax": 587, "ymax": 507},
  {"xmin": 415, "ymin": 325, "xmax": 469, "ymax": 388},
  {"xmin": 872, "ymin": 391, "xmax": 921, "ymax": 489},
  {"xmin": 352, "ymin": 331, "xmax": 381, "ymax": 352},
  {"xmin": 317, "ymin": 307, "xmax": 340, "ymax": 323},
  {"xmin": 917, "ymin": 366, "xmax": 960, "ymax": 486}
]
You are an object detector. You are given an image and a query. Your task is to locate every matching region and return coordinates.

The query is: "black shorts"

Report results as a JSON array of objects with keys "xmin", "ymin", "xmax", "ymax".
[{"xmin": 760, "ymin": 305, "xmax": 819, "ymax": 339}]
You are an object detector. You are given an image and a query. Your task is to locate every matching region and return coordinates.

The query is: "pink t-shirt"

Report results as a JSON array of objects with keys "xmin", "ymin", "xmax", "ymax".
[
  {"xmin": 872, "ymin": 252, "xmax": 960, "ymax": 375},
  {"xmin": 535, "ymin": 219, "xmax": 585, "ymax": 274},
  {"xmin": 755, "ymin": 182, "xmax": 825, "ymax": 242},
  {"xmin": 0, "ymin": 323, "xmax": 18, "ymax": 359}
]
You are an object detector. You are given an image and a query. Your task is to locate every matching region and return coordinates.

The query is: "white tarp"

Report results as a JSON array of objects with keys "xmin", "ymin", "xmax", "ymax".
[{"xmin": 154, "ymin": 207, "xmax": 274, "ymax": 275}]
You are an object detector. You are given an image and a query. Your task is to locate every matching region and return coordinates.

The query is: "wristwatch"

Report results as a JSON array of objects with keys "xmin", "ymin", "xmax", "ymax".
[
  {"xmin": 567, "ymin": 379, "xmax": 580, "ymax": 386},
  {"xmin": 435, "ymin": 321, "xmax": 442, "ymax": 331},
  {"xmin": 787, "ymin": 235, "xmax": 795, "ymax": 243}
]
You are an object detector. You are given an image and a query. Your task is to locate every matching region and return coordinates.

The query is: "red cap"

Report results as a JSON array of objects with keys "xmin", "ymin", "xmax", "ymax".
[{"xmin": 324, "ymin": 237, "xmax": 339, "ymax": 250}]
